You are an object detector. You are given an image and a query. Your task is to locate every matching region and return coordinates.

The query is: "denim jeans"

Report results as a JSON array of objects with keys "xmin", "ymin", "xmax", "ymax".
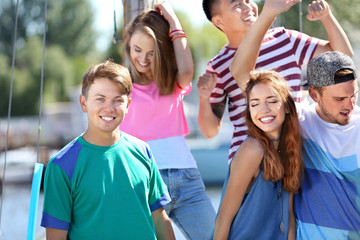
[{"xmin": 160, "ymin": 168, "xmax": 216, "ymax": 240}]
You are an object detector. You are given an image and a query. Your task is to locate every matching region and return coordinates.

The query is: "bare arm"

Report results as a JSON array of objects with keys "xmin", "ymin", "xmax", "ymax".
[
  {"xmin": 287, "ymin": 193, "xmax": 296, "ymax": 240},
  {"xmin": 151, "ymin": 207, "xmax": 175, "ymax": 240},
  {"xmin": 154, "ymin": 1, "xmax": 194, "ymax": 88},
  {"xmin": 214, "ymin": 139, "xmax": 264, "ymax": 239},
  {"xmin": 230, "ymin": 0, "xmax": 301, "ymax": 91},
  {"xmin": 197, "ymin": 73, "xmax": 224, "ymax": 138},
  {"xmin": 307, "ymin": 0, "xmax": 353, "ymax": 57},
  {"xmin": 46, "ymin": 228, "xmax": 68, "ymax": 240}
]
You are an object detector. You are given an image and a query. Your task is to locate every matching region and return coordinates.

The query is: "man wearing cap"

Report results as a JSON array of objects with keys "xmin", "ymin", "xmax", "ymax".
[
  {"xmin": 294, "ymin": 51, "xmax": 360, "ymax": 239},
  {"xmin": 227, "ymin": 1, "xmax": 360, "ymax": 237},
  {"xmin": 198, "ymin": 0, "xmax": 353, "ymax": 164}
]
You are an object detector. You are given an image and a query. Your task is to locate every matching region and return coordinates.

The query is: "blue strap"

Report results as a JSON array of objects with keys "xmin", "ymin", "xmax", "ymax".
[{"xmin": 26, "ymin": 163, "xmax": 44, "ymax": 240}]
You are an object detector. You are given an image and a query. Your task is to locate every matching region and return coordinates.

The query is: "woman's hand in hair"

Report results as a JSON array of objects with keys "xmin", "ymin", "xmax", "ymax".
[{"xmin": 154, "ymin": 1, "xmax": 179, "ymax": 28}]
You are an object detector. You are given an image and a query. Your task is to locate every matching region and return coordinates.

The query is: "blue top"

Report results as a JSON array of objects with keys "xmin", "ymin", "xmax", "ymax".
[
  {"xmin": 218, "ymin": 163, "xmax": 290, "ymax": 239},
  {"xmin": 295, "ymin": 103, "xmax": 360, "ymax": 239}
]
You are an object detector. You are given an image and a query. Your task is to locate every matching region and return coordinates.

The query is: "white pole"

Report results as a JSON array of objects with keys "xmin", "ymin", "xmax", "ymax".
[{"xmin": 299, "ymin": 1, "xmax": 303, "ymax": 32}]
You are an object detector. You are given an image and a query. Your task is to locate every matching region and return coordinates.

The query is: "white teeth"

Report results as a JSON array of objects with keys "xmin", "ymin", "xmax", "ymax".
[
  {"xmin": 260, "ymin": 116, "xmax": 274, "ymax": 122},
  {"xmin": 243, "ymin": 15, "xmax": 254, "ymax": 21},
  {"xmin": 138, "ymin": 61, "xmax": 148, "ymax": 67},
  {"xmin": 102, "ymin": 117, "xmax": 114, "ymax": 121}
]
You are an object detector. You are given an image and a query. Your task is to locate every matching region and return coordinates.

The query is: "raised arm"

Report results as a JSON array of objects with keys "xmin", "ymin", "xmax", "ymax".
[
  {"xmin": 307, "ymin": 0, "xmax": 353, "ymax": 57},
  {"xmin": 154, "ymin": 1, "xmax": 194, "ymax": 88},
  {"xmin": 230, "ymin": 0, "xmax": 301, "ymax": 91}
]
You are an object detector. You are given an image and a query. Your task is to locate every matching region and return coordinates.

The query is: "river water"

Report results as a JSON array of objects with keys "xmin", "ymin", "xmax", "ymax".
[{"xmin": 0, "ymin": 181, "xmax": 45, "ymax": 240}]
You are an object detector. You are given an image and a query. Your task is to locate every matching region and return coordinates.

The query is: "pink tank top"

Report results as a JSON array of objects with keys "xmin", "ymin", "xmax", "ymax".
[{"xmin": 120, "ymin": 81, "xmax": 191, "ymax": 141}]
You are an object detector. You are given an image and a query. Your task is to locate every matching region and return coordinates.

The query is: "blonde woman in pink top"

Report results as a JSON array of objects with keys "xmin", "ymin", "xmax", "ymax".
[{"xmin": 120, "ymin": 1, "xmax": 215, "ymax": 239}]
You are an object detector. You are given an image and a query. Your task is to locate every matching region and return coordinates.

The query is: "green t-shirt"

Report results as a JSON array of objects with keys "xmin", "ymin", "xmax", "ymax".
[{"xmin": 41, "ymin": 133, "xmax": 170, "ymax": 239}]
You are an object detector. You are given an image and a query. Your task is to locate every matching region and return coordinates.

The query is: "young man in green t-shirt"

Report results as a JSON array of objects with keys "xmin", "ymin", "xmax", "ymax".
[{"xmin": 41, "ymin": 60, "xmax": 175, "ymax": 240}]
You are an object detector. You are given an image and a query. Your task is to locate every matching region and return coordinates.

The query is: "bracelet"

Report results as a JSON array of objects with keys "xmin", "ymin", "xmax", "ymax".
[
  {"xmin": 169, "ymin": 29, "xmax": 184, "ymax": 35},
  {"xmin": 171, "ymin": 34, "xmax": 187, "ymax": 41},
  {"xmin": 169, "ymin": 29, "xmax": 185, "ymax": 38}
]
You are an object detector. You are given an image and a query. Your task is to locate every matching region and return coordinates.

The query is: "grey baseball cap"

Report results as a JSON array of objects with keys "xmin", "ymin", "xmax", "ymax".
[{"xmin": 306, "ymin": 51, "xmax": 357, "ymax": 87}]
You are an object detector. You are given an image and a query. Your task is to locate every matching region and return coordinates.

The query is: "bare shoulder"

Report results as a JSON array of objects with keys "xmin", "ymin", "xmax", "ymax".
[
  {"xmin": 231, "ymin": 138, "xmax": 264, "ymax": 171},
  {"xmin": 238, "ymin": 138, "xmax": 264, "ymax": 157}
]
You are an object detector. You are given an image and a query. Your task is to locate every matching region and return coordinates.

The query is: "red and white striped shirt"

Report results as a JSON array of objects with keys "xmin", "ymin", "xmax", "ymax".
[{"xmin": 206, "ymin": 27, "xmax": 319, "ymax": 161}]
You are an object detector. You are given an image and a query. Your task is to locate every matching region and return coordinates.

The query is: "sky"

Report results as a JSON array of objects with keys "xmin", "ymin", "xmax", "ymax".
[{"xmin": 91, "ymin": 0, "xmax": 207, "ymax": 51}]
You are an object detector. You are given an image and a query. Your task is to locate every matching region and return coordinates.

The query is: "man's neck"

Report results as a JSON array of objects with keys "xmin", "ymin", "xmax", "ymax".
[
  {"xmin": 82, "ymin": 129, "xmax": 120, "ymax": 147},
  {"xmin": 226, "ymin": 30, "xmax": 248, "ymax": 49}
]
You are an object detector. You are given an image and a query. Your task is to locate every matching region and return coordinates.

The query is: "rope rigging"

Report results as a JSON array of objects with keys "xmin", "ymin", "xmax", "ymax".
[
  {"xmin": 299, "ymin": 2, "xmax": 303, "ymax": 32},
  {"xmin": 0, "ymin": 0, "xmax": 48, "ymax": 238},
  {"xmin": 27, "ymin": 0, "xmax": 48, "ymax": 237},
  {"xmin": 36, "ymin": 0, "xmax": 48, "ymax": 165},
  {"xmin": 0, "ymin": 0, "xmax": 20, "ymax": 234}
]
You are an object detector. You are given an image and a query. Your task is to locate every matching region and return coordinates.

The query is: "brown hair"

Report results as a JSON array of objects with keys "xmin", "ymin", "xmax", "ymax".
[
  {"xmin": 245, "ymin": 70, "xmax": 303, "ymax": 193},
  {"xmin": 81, "ymin": 60, "xmax": 132, "ymax": 98},
  {"xmin": 124, "ymin": 10, "xmax": 177, "ymax": 95}
]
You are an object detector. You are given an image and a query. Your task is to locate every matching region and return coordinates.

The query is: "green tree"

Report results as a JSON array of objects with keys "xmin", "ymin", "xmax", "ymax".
[
  {"xmin": 0, "ymin": 37, "xmax": 70, "ymax": 116},
  {"xmin": 0, "ymin": 0, "xmax": 42, "ymax": 58},
  {"xmin": 0, "ymin": 0, "xmax": 97, "ymax": 58},
  {"xmin": 104, "ymin": 40, "xmax": 125, "ymax": 65},
  {"xmin": 0, "ymin": 55, "xmax": 11, "ymax": 115},
  {"xmin": 0, "ymin": 0, "xmax": 100, "ymax": 116},
  {"xmin": 46, "ymin": 0, "xmax": 97, "ymax": 57}
]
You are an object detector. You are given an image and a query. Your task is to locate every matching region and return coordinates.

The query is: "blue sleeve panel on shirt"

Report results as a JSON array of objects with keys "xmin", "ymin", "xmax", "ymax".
[
  {"xmin": 52, "ymin": 139, "xmax": 82, "ymax": 181},
  {"xmin": 41, "ymin": 212, "xmax": 70, "ymax": 231},
  {"xmin": 41, "ymin": 138, "xmax": 82, "ymax": 230},
  {"xmin": 149, "ymin": 193, "xmax": 171, "ymax": 212}
]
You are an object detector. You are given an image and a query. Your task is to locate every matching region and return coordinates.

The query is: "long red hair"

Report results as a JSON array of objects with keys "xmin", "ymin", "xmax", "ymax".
[{"xmin": 245, "ymin": 70, "xmax": 303, "ymax": 193}]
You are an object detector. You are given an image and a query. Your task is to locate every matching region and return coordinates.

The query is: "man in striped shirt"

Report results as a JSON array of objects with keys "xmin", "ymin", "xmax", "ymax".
[{"xmin": 198, "ymin": 0, "xmax": 353, "ymax": 162}]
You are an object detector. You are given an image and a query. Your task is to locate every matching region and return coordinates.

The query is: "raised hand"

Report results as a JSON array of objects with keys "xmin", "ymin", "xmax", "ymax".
[
  {"xmin": 262, "ymin": 0, "xmax": 302, "ymax": 17},
  {"xmin": 197, "ymin": 73, "xmax": 217, "ymax": 99},
  {"xmin": 306, "ymin": 0, "xmax": 330, "ymax": 21},
  {"xmin": 154, "ymin": 1, "xmax": 178, "ymax": 25}
]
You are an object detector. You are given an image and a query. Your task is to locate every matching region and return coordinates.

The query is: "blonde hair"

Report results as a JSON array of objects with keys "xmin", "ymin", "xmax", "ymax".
[{"xmin": 124, "ymin": 10, "xmax": 177, "ymax": 95}]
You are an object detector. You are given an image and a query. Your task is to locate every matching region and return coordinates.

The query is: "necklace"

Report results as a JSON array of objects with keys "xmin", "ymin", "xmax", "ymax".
[
  {"xmin": 271, "ymin": 137, "xmax": 280, "ymax": 142},
  {"xmin": 277, "ymin": 181, "xmax": 285, "ymax": 235}
]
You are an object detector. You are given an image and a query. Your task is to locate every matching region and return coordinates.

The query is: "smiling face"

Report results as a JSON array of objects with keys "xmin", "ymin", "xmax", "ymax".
[
  {"xmin": 310, "ymin": 80, "xmax": 358, "ymax": 125},
  {"xmin": 129, "ymin": 30, "xmax": 155, "ymax": 80},
  {"xmin": 80, "ymin": 77, "xmax": 131, "ymax": 144},
  {"xmin": 248, "ymin": 83, "xmax": 287, "ymax": 140},
  {"xmin": 212, "ymin": 0, "xmax": 258, "ymax": 34}
]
